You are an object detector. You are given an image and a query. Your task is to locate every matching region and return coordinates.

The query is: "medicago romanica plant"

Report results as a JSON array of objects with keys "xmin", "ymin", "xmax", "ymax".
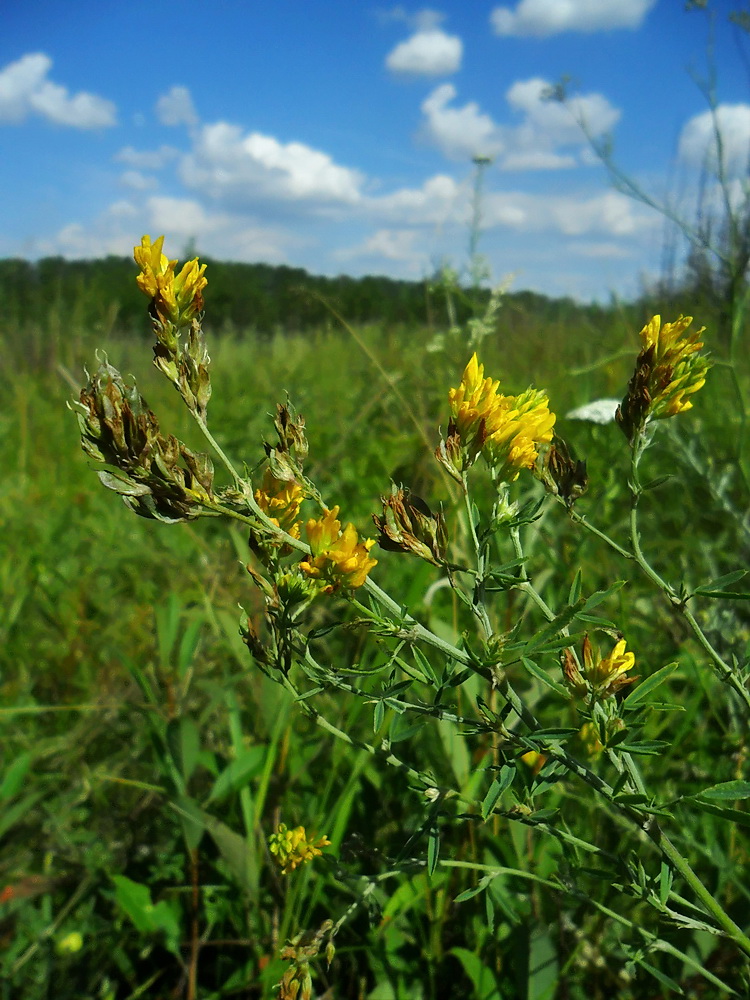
[{"xmin": 72, "ymin": 236, "xmax": 750, "ymax": 997}]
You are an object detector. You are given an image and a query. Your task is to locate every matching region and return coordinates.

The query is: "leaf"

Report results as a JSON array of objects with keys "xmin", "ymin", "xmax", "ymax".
[
  {"xmin": 581, "ymin": 580, "xmax": 626, "ymax": 612},
  {"xmin": 167, "ymin": 717, "xmax": 201, "ymax": 784},
  {"xmin": 449, "ymin": 948, "xmax": 500, "ymax": 1000},
  {"xmin": 622, "ymin": 662, "xmax": 678, "ymax": 709},
  {"xmin": 0, "ymin": 753, "xmax": 32, "ymax": 801},
  {"xmin": 206, "ymin": 746, "xmax": 266, "ymax": 804},
  {"xmin": 697, "ymin": 780, "xmax": 750, "ymax": 801},
  {"xmin": 427, "ymin": 825, "xmax": 440, "ymax": 876},
  {"xmin": 615, "ymin": 740, "xmax": 668, "ymax": 756},
  {"xmin": 454, "ymin": 874, "xmax": 495, "ymax": 903},
  {"xmin": 568, "ymin": 569, "xmax": 582, "ymax": 606},
  {"xmin": 482, "ymin": 766, "xmax": 516, "ymax": 820},
  {"xmin": 520, "ymin": 657, "xmax": 568, "ymax": 697},
  {"xmin": 691, "ymin": 799, "xmax": 750, "ymax": 829},
  {"xmin": 112, "ymin": 875, "xmax": 181, "ymax": 955},
  {"xmin": 373, "ymin": 700, "xmax": 385, "ymax": 733},
  {"xmin": 694, "ymin": 569, "xmax": 747, "ymax": 593},
  {"xmin": 389, "ymin": 713, "xmax": 425, "ymax": 743}
]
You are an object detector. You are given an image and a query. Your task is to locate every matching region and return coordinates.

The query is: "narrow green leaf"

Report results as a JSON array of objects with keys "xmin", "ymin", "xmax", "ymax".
[
  {"xmin": 581, "ymin": 580, "xmax": 626, "ymax": 612},
  {"xmin": 622, "ymin": 662, "xmax": 678, "ymax": 709},
  {"xmin": 482, "ymin": 766, "xmax": 516, "ymax": 820},
  {"xmin": 691, "ymin": 799, "xmax": 750, "ymax": 829},
  {"xmin": 206, "ymin": 746, "xmax": 266, "ymax": 803},
  {"xmin": 695, "ymin": 569, "xmax": 747, "ymax": 592},
  {"xmin": 373, "ymin": 700, "xmax": 385, "ymax": 733},
  {"xmin": 520, "ymin": 656, "xmax": 568, "ymax": 697},
  {"xmin": 0, "ymin": 753, "xmax": 32, "ymax": 801},
  {"xmin": 698, "ymin": 780, "xmax": 750, "ymax": 801},
  {"xmin": 615, "ymin": 740, "xmax": 668, "ymax": 755},
  {"xmin": 427, "ymin": 825, "xmax": 440, "ymax": 876},
  {"xmin": 568, "ymin": 568, "xmax": 582, "ymax": 606}
]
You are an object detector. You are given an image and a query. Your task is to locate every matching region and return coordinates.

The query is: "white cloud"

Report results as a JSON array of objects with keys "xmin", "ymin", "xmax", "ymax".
[
  {"xmin": 490, "ymin": 0, "xmax": 656, "ymax": 37},
  {"xmin": 119, "ymin": 170, "xmax": 157, "ymax": 191},
  {"xmin": 156, "ymin": 85, "xmax": 199, "ymax": 127},
  {"xmin": 180, "ymin": 122, "xmax": 365, "ymax": 207},
  {"xmin": 483, "ymin": 189, "xmax": 651, "ymax": 237},
  {"xmin": 421, "ymin": 84, "xmax": 503, "ymax": 159},
  {"xmin": 339, "ymin": 228, "xmax": 421, "ymax": 261},
  {"xmin": 678, "ymin": 103, "xmax": 750, "ymax": 173},
  {"xmin": 419, "ymin": 78, "xmax": 619, "ymax": 167},
  {"xmin": 115, "ymin": 145, "xmax": 180, "ymax": 170},
  {"xmin": 370, "ymin": 173, "xmax": 463, "ymax": 224},
  {"xmin": 386, "ymin": 26, "xmax": 463, "ymax": 76},
  {"xmin": 0, "ymin": 52, "xmax": 116, "ymax": 128}
]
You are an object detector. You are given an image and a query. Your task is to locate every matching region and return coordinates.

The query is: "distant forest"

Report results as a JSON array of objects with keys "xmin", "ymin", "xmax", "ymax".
[{"xmin": 0, "ymin": 254, "xmax": 610, "ymax": 337}]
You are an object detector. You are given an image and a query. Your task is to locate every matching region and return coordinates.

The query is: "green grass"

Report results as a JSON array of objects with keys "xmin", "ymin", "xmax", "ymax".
[{"xmin": 1, "ymin": 293, "xmax": 749, "ymax": 999}]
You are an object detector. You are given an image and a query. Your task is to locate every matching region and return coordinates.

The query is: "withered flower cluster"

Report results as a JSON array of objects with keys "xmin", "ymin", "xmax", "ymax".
[{"xmin": 73, "ymin": 360, "xmax": 214, "ymax": 522}]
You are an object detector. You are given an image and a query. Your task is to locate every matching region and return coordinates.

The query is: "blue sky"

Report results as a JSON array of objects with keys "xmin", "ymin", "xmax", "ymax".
[{"xmin": 2, "ymin": 0, "xmax": 749, "ymax": 301}]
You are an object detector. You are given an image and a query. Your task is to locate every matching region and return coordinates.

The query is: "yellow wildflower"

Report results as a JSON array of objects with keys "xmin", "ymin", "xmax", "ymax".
[
  {"xmin": 300, "ymin": 507, "xmax": 377, "ymax": 592},
  {"xmin": 617, "ymin": 315, "xmax": 710, "ymax": 440},
  {"xmin": 578, "ymin": 721, "xmax": 604, "ymax": 759},
  {"xmin": 134, "ymin": 235, "xmax": 207, "ymax": 329},
  {"xmin": 268, "ymin": 824, "xmax": 331, "ymax": 875},
  {"xmin": 255, "ymin": 469, "xmax": 303, "ymax": 539},
  {"xmin": 444, "ymin": 354, "xmax": 555, "ymax": 481},
  {"xmin": 563, "ymin": 634, "xmax": 637, "ymax": 701}
]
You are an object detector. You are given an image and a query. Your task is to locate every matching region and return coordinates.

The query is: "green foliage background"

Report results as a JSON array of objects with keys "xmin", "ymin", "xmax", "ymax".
[{"xmin": 1, "ymin": 255, "xmax": 748, "ymax": 999}]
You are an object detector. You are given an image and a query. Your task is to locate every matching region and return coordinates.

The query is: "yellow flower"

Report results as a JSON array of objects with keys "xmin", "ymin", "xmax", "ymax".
[
  {"xmin": 255, "ymin": 470, "xmax": 303, "ymax": 539},
  {"xmin": 617, "ymin": 315, "xmax": 710, "ymax": 440},
  {"xmin": 578, "ymin": 721, "xmax": 604, "ymax": 759},
  {"xmin": 268, "ymin": 823, "xmax": 331, "ymax": 875},
  {"xmin": 134, "ymin": 235, "xmax": 207, "ymax": 329},
  {"xmin": 299, "ymin": 507, "xmax": 377, "ymax": 592},
  {"xmin": 445, "ymin": 354, "xmax": 555, "ymax": 481},
  {"xmin": 564, "ymin": 634, "xmax": 637, "ymax": 701}
]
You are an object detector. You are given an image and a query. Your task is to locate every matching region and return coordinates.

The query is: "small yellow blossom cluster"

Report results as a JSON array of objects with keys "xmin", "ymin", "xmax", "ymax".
[
  {"xmin": 563, "ymin": 635, "xmax": 637, "ymax": 702},
  {"xmin": 268, "ymin": 824, "xmax": 331, "ymax": 874},
  {"xmin": 617, "ymin": 315, "xmax": 710, "ymax": 441},
  {"xmin": 134, "ymin": 235, "xmax": 207, "ymax": 329},
  {"xmin": 439, "ymin": 353, "xmax": 555, "ymax": 483},
  {"xmin": 255, "ymin": 470, "xmax": 304, "ymax": 540},
  {"xmin": 299, "ymin": 507, "xmax": 377, "ymax": 593}
]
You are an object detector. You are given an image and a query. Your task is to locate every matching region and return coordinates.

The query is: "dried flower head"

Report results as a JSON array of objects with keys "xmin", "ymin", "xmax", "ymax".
[
  {"xmin": 73, "ymin": 359, "xmax": 213, "ymax": 522},
  {"xmin": 373, "ymin": 486, "xmax": 447, "ymax": 565},
  {"xmin": 299, "ymin": 507, "xmax": 377, "ymax": 592}
]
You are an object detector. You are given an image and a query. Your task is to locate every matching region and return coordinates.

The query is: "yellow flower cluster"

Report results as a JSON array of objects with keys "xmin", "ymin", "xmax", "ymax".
[
  {"xmin": 639, "ymin": 314, "xmax": 709, "ymax": 418},
  {"xmin": 447, "ymin": 354, "xmax": 555, "ymax": 482},
  {"xmin": 299, "ymin": 507, "xmax": 377, "ymax": 592},
  {"xmin": 563, "ymin": 635, "xmax": 637, "ymax": 701},
  {"xmin": 255, "ymin": 470, "xmax": 304, "ymax": 539},
  {"xmin": 268, "ymin": 823, "xmax": 331, "ymax": 874},
  {"xmin": 134, "ymin": 235, "xmax": 207, "ymax": 329}
]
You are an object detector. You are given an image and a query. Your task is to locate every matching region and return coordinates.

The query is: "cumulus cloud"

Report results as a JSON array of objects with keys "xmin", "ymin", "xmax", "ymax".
[
  {"xmin": 386, "ymin": 26, "xmax": 463, "ymax": 76},
  {"xmin": 419, "ymin": 78, "xmax": 619, "ymax": 167},
  {"xmin": 421, "ymin": 84, "xmax": 503, "ymax": 159},
  {"xmin": 115, "ymin": 145, "xmax": 180, "ymax": 170},
  {"xmin": 156, "ymin": 85, "xmax": 199, "ymax": 127},
  {"xmin": 483, "ymin": 188, "xmax": 651, "ymax": 237},
  {"xmin": 490, "ymin": 0, "xmax": 656, "ymax": 37},
  {"xmin": 180, "ymin": 122, "xmax": 365, "ymax": 208},
  {"xmin": 339, "ymin": 228, "xmax": 421, "ymax": 262},
  {"xmin": 119, "ymin": 170, "xmax": 157, "ymax": 191},
  {"xmin": 0, "ymin": 52, "xmax": 116, "ymax": 128},
  {"xmin": 678, "ymin": 103, "xmax": 750, "ymax": 173}
]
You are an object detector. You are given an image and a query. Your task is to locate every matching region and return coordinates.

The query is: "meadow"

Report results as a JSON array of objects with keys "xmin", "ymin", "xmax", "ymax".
[{"xmin": 1, "ymin": 248, "xmax": 749, "ymax": 1000}]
